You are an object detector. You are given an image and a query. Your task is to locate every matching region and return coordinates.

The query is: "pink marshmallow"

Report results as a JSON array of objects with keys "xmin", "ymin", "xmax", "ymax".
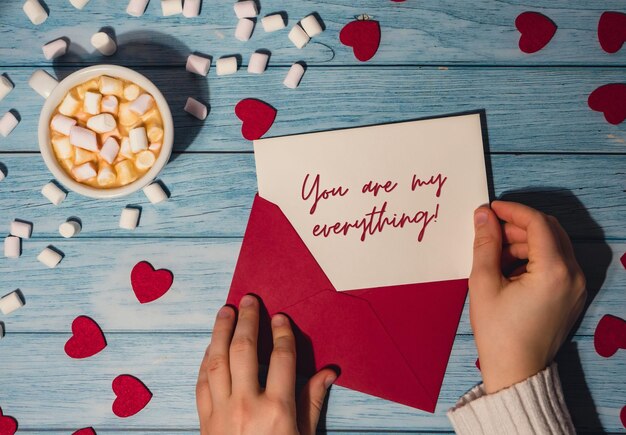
[
  {"xmin": 100, "ymin": 137, "xmax": 120, "ymax": 164},
  {"xmin": 50, "ymin": 114, "xmax": 77, "ymax": 135},
  {"xmin": 70, "ymin": 126, "xmax": 98, "ymax": 151}
]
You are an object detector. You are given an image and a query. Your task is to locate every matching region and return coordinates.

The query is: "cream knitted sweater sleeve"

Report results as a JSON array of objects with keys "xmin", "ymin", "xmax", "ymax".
[{"xmin": 447, "ymin": 364, "xmax": 576, "ymax": 435}]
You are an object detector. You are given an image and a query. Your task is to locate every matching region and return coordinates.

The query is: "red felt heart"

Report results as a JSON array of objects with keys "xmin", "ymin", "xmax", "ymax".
[
  {"xmin": 620, "ymin": 252, "xmax": 626, "ymax": 269},
  {"xmin": 594, "ymin": 314, "xmax": 626, "ymax": 358},
  {"xmin": 515, "ymin": 12, "xmax": 557, "ymax": 54},
  {"xmin": 475, "ymin": 358, "xmax": 480, "ymax": 371},
  {"xmin": 64, "ymin": 316, "xmax": 107, "ymax": 359},
  {"xmin": 0, "ymin": 407, "xmax": 17, "ymax": 435},
  {"xmin": 72, "ymin": 428, "xmax": 96, "ymax": 435},
  {"xmin": 130, "ymin": 261, "xmax": 174, "ymax": 304},
  {"xmin": 621, "ymin": 405, "xmax": 626, "ymax": 429},
  {"xmin": 588, "ymin": 83, "xmax": 626, "ymax": 125},
  {"xmin": 340, "ymin": 20, "xmax": 381, "ymax": 62},
  {"xmin": 598, "ymin": 11, "xmax": 626, "ymax": 54},
  {"xmin": 112, "ymin": 374, "xmax": 152, "ymax": 418},
  {"xmin": 235, "ymin": 99, "xmax": 277, "ymax": 141}
]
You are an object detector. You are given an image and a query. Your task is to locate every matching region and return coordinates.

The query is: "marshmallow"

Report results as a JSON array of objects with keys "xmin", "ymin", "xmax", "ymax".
[
  {"xmin": 51, "ymin": 114, "xmax": 77, "ymax": 136},
  {"xmin": 129, "ymin": 127, "xmax": 148, "ymax": 152},
  {"xmin": 59, "ymin": 219, "xmax": 81, "ymax": 238},
  {"xmin": 23, "ymin": 0, "xmax": 48, "ymax": 25},
  {"xmin": 129, "ymin": 94, "xmax": 154, "ymax": 115},
  {"xmin": 41, "ymin": 182, "xmax": 66, "ymax": 205},
  {"xmin": 75, "ymin": 147, "xmax": 96, "ymax": 165},
  {"xmin": 0, "ymin": 112, "xmax": 19, "ymax": 137},
  {"xmin": 70, "ymin": 126, "xmax": 98, "ymax": 151},
  {"xmin": 97, "ymin": 164, "xmax": 116, "ymax": 186},
  {"xmin": 183, "ymin": 0, "xmax": 201, "ymax": 17},
  {"xmin": 87, "ymin": 113, "xmax": 117, "ymax": 133},
  {"xmin": 147, "ymin": 125, "xmax": 163, "ymax": 142},
  {"xmin": 119, "ymin": 137, "xmax": 134, "ymax": 158},
  {"xmin": 29, "ymin": 69, "xmax": 58, "ymax": 98},
  {"xmin": 283, "ymin": 62, "xmax": 305, "ymax": 89},
  {"xmin": 0, "ymin": 169, "xmax": 5, "ymax": 182},
  {"xmin": 235, "ymin": 18, "xmax": 255, "ymax": 41},
  {"xmin": 162, "ymin": 0, "xmax": 183, "ymax": 16},
  {"xmin": 119, "ymin": 207, "xmax": 140, "ymax": 230},
  {"xmin": 127, "ymin": 0, "xmax": 149, "ymax": 16},
  {"xmin": 100, "ymin": 76, "xmax": 123, "ymax": 96},
  {"xmin": 42, "ymin": 39, "xmax": 68, "ymax": 60},
  {"xmin": 149, "ymin": 142, "xmax": 162, "ymax": 151},
  {"xmin": 0, "ymin": 291, "xmax": 24, "ymax": 314},
  {"xmin": 123, "ymin": 84, "xmax": 140, "ymax": 101},
  {"xmin": 143, "ymin": 182, "xmax": 168, "ymax": 204},
  {"xmin": 4, "ymin": 236, "xmax": 21, "ymax": 258},
  {"xmin": 69, "ymin": 0, "xmax": 90, "ymax": 9},
  {"xmin": 51, "ymin": 135, "xmax": 73, "ymax": 159},
  {"xmin": 84, "ymin": 91, "xmax": 102, "ymax": 115},
  {"xmin": 0, "ymin": 75, "xmax": 14, "ymax": 102},
  {"xmin": 248, "ymin": 52, "xmax": 269, "ymax": 74},
  {"xmin": 216, "ymin": 56, "xmax": 238, "ymax": 76},
  {"xmin": 135, "ymin": 150, "xmax": 156, "ymax": 170},
  {"xmin": 262, "ymin": 14, "xmax": 285, "ymax": 32},
  {"xmin": 115, "ymin": 160, "xmax": 138, "ymax": 184},
  {"xmin": 72, "ymin": 162, "xmax": 97, "ymax": 181},
  {"xmin": 59, "ymin": 93, "xmax": 81, "ymax": 116},
  {"xmin": 38, "ymin": 246, "xmax": 63, "ymax": 268},
  {"xmin": 184, "ymin": 97, "xmax": 208, "ymax": 120},
  {"xmin": 186, "ymin": 54, "xmax": 211, "ymax": 76},
  {"xmin": 289, "ymin": 25, "xmax": 310, "ymax": 49},
  {"xmin": 300, "ymin": 14, "xmax": 323, "ymax": 37},
  {"xmin": 100, "ymin": 137, "xmax": 120, "ymax": 164},
  {"xmin": 101, "ymin": 95, "xmax": 119, "ymax": 114},
  {"xmin": 234, "ymin": 0, "xmax": 257, "ymax": 18},
  {"xmin": 10, "ymin": 220, "xmax": 32, "ymax": 239},
  {"xmin": 91, "ymin": 32, "xmax": 117, "ymax": 56}
]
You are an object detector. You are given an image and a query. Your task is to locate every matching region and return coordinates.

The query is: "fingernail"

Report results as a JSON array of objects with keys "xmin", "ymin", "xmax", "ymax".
[
  {"xmin": 474, "ymin": 210, "xmax": 488, "ymax": 226},
  {"xmin": 240, "ymin": 295, "xmax": 255, "ymax": 307},
  {"xmin": 324, "ymin": 373, "xmax": 337, "ymax": 389},
  {"xmin": 272, "ymin": 314, "xmax": 286, "ymax": 326},
  {"xmin": 217, "ymin": 306, "xmax": 232, "ymax": 318}
]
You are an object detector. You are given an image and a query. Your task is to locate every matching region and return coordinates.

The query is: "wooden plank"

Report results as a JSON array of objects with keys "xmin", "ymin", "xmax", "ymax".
[
  {"xmin": 2, "ymin": 67, "xmax": 626, "ymax": 153},
  {"xmin": 0, "ymin": 238, "xmax": 622, "ymax": 336},
  {"xmin": 0, "ymin": 334, "xmax": 622, "ymax": 432},
  {"xmin": 0, "ymin": 153, "xmax": 622, "ymax": 239},
  {"xmin": 1, "ymin": 1, "xmax": 626, "ymax": 66}
]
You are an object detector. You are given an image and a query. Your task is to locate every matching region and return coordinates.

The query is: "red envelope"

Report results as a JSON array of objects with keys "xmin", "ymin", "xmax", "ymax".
[{"xmin": 227, "ymin": 194, "xmax": 468, "ymax": 412}]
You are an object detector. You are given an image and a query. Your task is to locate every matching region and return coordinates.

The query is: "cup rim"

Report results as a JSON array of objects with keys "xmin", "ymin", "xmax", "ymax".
[{"xmin": 38, "ymin": 64, "xmax": 174, "ymax": 199}]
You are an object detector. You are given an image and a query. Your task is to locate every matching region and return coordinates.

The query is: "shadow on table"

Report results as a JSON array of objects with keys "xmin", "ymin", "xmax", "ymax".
[
  {"xmin": 53, "ymin": 30, "xmax": 209, "ymax": 163},
  {"xmin": 499, "ymin": 188, "xmax": 612, "ymax": 434}
]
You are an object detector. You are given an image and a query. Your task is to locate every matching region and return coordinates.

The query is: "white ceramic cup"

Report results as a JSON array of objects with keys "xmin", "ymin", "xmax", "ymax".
[{"xmin": 38, "ymin": 65, "xmax": 174, "ymax": 199}]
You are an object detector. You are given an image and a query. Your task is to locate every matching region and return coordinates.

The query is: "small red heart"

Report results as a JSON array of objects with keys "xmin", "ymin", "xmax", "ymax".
[
  {"xmin": 235, "ymin": 99, "xmax": 277, "ymax": 141},
  {"xmin": 340, "ymin": 20, "xmax": 381, "ymax": 62},
  {"xmin": 598, "ymin": 11, "xmax": 626, "ymax": 54},
  {"xmin": 475, "ymin": 358, "xmax": 480, "ymax": 371},
  {"xmin": 130, "ymin": 261, "xmax": 174, "ymax": 304},
  {"xmin": 0, "ymin": 407, "xmax": 17, "ymax": 435},
  {"xmin": 112, "ymin": 374, "xmax": 152, "ymax": 418},
  {"xmin": 594, "ymin": 314, "xmax": 626, "ymax": 357},
  {"xmin": 620, "ymin": 252, "xmax": 626, "ymax": 269},
  {"xmin": 72, "ymin": 428, "xmax": 96, "ymax": 435},
  {"xmin": 515, "ymin": 12, "xmax": 557, "ymax": 54},
  {"xmin": 64, "ymin": 316, "xmax": 107, "ymax": 359},
  {"xmin": 588, "ymin": 84, "xmax": 626, "ymax": 125},
  {"xmin": 621, "ymin": 405, "xmax": 626, "ymax": 429}
]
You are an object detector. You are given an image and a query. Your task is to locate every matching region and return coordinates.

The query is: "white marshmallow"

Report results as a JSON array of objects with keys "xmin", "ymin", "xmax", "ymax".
[
  {"xmin": 216, "ymin": 56, "xmax": 238, "ymax": 76},
  {"xmin": 186, "ymin": 54, "xmax": 211, "ymax": 76},
  {"xmin": 87, "ymin": 113, "xmax": 116, "ymax": 133},
  {"xmin": 184, "ymin": 97, "xmax": 208, "ymax": 120},
  {"xmin": 149, "ymin": 142, "xmax": 162, "ymax": 151},
  {"xmin": 42, "ymin": 39, "xmax": 68, "ymax": 60},
  {"xmin": 72, "ymin": 162, "xmax": 97, "ymax": 181},
  {"xmin": 100, "ymin": 76, "xmax": 123, "ymax": 96},
  {"xmin": 283, "ymin": 62, "xmax": 305, "ymax": 89},
  {"xmin": 183, "ymin": 0, "xmax": 201, "ymax": 17},
  {"xmin": 119, "ymin": 137, "xmax": 134, "ymax": 158},
  {"xmin": 262, "ymin": 14, "xmax": 286, "ymax": 32},
  {"xmin": 127, "ymin": 0, "xmax": 149, "ymax": 16},
  {"xmin": 0, "ymin": 75, "xmax": 14, "ymax": 102},
  {"xmin": 51, "ymin": 135, "xmax": 73, "ymax": 159},
  {"xmin": 248, "ymin": 52, "xmax": 269, "ymax": 74},
  {"xmin": 51, "ymin": 114, "xmax": 77, "ymax": 135},
  {"xmin": 300, "ymin": 14, "xmax": 323, "ymax": 37},
  {"xmin": 29, "ymin": 69, "xmax": 58, "ymax": 99},
  {"xmin": 41, "ymin": 182, "xmax": 66, "ymax": 205},
  {"xmin": 129, "ymin": 94, "xmax": 154, "ymax": 115},
  {"xmin": 123, "ymin": 84, "xmax": 140, "ymax": 101},
  {"xmin": 234, "ymin": 0, "xmax": 257, "ymax": 18},
  {"xmin": 97, "ymin": 165, "xmax": 116, "ymax": 186},
  {"xmin": 0, "ymin": 168, "xmax": 5, "ymax": 182},
  {"xmin": 58, "ymin": 93, "xmax": 81, "ymax": 116},
  {"xmin": 101, "ymin": 95, "xmax": 119, "ymax": 114},
  {"xmin": 23, "ymin": 0, "xmax": 48, "ymax": 25},
  {"xmin": 0, "ymin": 291, "xmax": 24, "ymax": 314},
  {"xmin": 135, "ymin": 150, "xmax": 156, "ymax": 170},
  {"xmin": 70, "ymin": 126, "xmax": 98, "ymax": 151},
  {"xmin": 129, "ymin": 127, "xmax": 148, "ymax": 152},
  {"xmin": 147, "ymin": 125, "xmax": 163, "ymax": 142},
  {"xmin": 289, "ymin": 25, "xmax": 310, "ymax": 49},
  {"xmin": 10, "ymin": 220, "xmax": 32, "ymax": 239},
  {"xmin": 84, "ymin": 91, "xmax": 102, "ymax": 115},
  {"xmin": 59, "ymin": 220, "xmax": 81, "ymax": 238},
  {"xmin": 119, "ymin": 207, "xmax": 140, "ymax": 230},
  {"xmin": 91, "ymin": 32, "xmax": 117, "ymax": 56},
  {"xmin": 37, "ymin": 246, "xmax": 63, "ymax": 268},
  {"xmin": 143, "ymin": 182, "xmax": 168, "ymax": 204},
  {"xmin": 0, "ymin": 112, "xmax": 19, "ymax": 137},
  {"xmin": 162, "ymin": 0, "xmax": 183, "ymax": 15},
  {"xmin": 69, "ymin": 0, "xmax": 90, "ymax": 9},
  {"xmin": 100, "ymin": 137, "xmax": 120, "ymax": 164},
  {"xmin": 4, "ymin": 236, "xmax": 21, "ymax": 258},
  {"xmin": 115, "ymin": 160, "xmax": 138, "ymax": 184},
  {"xmin": 235, "ymin": 18, "xmax": 255, "ymax": 41}
]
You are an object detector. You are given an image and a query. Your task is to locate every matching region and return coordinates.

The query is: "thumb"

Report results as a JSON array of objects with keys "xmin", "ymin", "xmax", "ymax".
[
  {"xmin": 297, "ymin": 368, "xmax": 337, "ymax": 435},
  {"xmin": 469, "ymin": 206, "xmax": 504, "ymax": 298}
]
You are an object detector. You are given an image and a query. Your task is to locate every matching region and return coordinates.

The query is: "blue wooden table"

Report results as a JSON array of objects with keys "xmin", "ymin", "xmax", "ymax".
[{"xmin": 0, "ymin": 0, "xmax": 625, "ymax": 433}]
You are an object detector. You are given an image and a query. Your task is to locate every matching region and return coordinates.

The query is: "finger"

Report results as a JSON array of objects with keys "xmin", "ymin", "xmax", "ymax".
[
  {"xmin": 230, "ymin": 295, "xmax": 261, "ymax": 394},
  {"xmin": 503, "ymin": 243, "xmax": 529, "ymax": 261},
  {"xmin": 546, "ymin": 216, "xmax": 577, "ymax": 263},
  {"xmin": 502, "ymin": 222, "xmax": 527, "ymax": 244},
  {"xmin": 297, "ymin": 368, "xmax": 337, "ymax": 435},
  {"xmin": 207, "ymin": 305, "xmax": 236, "ymax": 400},
  {"xmin": 196, "ymin": 343, "xmax": 213, "ymax": 423},
  {"xmin": 266, "ymin": 314, "xmax": 297, "ymax": 400},
  {"xmin": 469, "ymin": 206, "xmax": 505, "ymax": 300}
]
